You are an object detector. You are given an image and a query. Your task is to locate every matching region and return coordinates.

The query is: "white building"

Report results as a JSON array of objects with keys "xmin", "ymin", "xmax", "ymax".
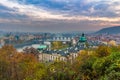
[
  {"xmin": 38, "ymin": 52, "xmax": 79, "ymax": 62},
  {"xmin": 38, "ymin": 53, "xmax": 67, "ymax": 62}
]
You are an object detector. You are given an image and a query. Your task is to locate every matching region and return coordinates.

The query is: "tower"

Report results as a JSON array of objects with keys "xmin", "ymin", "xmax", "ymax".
[
  {"xmin": 78, "ymin": 33, "xmax": 87, "ymax": 48},
  {"xmin": 79, "ymin": 33, "xmax": 87, "ymax": 43}
]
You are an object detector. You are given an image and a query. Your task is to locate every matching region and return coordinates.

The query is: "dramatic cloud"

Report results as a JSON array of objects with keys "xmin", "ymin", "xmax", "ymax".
[{"xmin": 0, "ymin": 0, "xmax": 120, "ymax": 32}]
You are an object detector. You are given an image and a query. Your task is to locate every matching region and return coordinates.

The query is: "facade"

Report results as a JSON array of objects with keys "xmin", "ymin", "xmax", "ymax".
[
  {"xmin": 38, "ymin": 52, "xmax": 79, "ymax": 62},
  {"xmin": 38, "ymin": 53, "xmax": 67, "ymax": 62}
]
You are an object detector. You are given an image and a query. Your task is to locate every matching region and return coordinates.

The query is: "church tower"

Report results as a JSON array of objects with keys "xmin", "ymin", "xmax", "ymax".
[
  {"xmin": 78, "ymin": 33, "xmax": 87, "ymax": 48},
  {"xmin": 79, "ymin": 33, "xmax": 87, "ymax": 43}
]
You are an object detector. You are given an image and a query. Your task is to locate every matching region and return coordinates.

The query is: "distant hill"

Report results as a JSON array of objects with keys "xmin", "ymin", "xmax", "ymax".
[{"xmin": 96, "ymin": 26, "xmax": 120, "ymax": 34}]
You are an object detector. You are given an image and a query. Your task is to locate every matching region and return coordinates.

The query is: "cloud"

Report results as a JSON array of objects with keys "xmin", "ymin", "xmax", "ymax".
[
  {"xmin": 0, "ymin": 0, "xmax": 120, "ymax": 32},
  {"xmin": 0, "ymin": 0, "xmax": 120, "ymax": 22}
]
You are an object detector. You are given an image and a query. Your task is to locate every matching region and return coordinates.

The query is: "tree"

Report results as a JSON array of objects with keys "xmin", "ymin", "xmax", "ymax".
[
  {"xmin": 96, "ymin": 46, "xmax": 111, "ymax": 57},
  {"xmin": 51, "ymin": 41, "xmax": 68, "ymax": 50},
  {"xmin": 0, "ymin": 45, "xmax": 16, "ymax": 80},
  {"xmin": 23, "ymin": 47, "xmax": 39, "ymax": 59},
  {"xmin": 0, "ymin": 45, "xmax": 46, "ymax": 80}
]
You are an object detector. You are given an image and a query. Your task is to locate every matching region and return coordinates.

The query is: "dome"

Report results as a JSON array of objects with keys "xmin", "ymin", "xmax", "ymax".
[
  {"xmin": 38, "ymin": 45, "xmax": 47, "ymax": 49},
  {"xmin": 79, "ymin": 33, "xmax": 87, "ymax": 42}
]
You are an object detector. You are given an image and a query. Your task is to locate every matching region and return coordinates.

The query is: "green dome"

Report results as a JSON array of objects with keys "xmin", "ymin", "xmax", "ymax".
[
  {"xmin": 38, "ymin": 45, "xmax": 47, "ymax": 49},
  {"xmin": 79, "ymin": 33, "xmax": 87, "ymax": 42}
]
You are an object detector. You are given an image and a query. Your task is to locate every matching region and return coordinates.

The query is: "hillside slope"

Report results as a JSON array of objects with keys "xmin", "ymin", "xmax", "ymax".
[{"xmin": 96, "ymin": 26, "xmax": 120, "ymax": 34}]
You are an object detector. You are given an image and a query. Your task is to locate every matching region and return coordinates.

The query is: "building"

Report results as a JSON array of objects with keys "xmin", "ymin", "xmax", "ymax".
[
  {"xmin": 38, "ymin": 53, "xmax": 67, "ymax": 62},
  {"xmin": 77, "ymin": 33, "xmax": 87, "ymax": 48},
  {"xmin": 79, "ymin": 33, "xmax": 87, "ymax": 43}
]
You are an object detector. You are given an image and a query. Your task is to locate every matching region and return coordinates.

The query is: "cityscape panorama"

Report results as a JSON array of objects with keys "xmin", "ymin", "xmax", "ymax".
[{"xmin": 0, "ymin": 0, "xmax": 120, "ymax": 80}]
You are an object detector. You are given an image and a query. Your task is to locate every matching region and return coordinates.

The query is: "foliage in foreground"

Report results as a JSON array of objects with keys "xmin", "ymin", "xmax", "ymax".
[{"xmin": 0, "ymin": 45, "xmax": 120, "ymax": 80}]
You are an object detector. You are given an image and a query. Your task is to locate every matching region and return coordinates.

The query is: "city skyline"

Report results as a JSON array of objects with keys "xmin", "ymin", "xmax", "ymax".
[{"xmin": 0, "ymin": 0, "xmax": 120, "ymax": 32}]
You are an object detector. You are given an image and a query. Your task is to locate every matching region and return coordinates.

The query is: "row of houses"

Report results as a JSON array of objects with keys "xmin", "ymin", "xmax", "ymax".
[{"xmin": 38, "ymin": 52, "xmax": 79, "ymax": 62}]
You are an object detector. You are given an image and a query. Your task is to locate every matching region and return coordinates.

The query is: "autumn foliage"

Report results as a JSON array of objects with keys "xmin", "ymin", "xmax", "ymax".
[{"xmin": 0, "ymin": 45, "xmax": 120, "ymax": 80}]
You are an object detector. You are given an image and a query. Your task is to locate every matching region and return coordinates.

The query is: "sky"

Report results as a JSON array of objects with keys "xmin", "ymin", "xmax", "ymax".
[{"xmin": 0, "ymin": 0, "xmax": 120, "ymax": 32}]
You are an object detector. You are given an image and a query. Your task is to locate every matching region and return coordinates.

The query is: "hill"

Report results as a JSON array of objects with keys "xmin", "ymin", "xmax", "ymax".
[{"xmin": 96, "ymin": 26, "xmax": 120, "ymax": 34}]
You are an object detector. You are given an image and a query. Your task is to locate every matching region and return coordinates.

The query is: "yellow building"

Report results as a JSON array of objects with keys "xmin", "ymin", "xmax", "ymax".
[{"xmin": 108, "ymin": 40, "xmax": 116, "ymax": 46}]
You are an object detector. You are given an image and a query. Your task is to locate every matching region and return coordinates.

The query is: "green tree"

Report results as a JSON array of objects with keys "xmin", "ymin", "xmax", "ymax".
[{"xmin": 96, "ymin": 46, "xmax": 111, "ymax": 57}]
